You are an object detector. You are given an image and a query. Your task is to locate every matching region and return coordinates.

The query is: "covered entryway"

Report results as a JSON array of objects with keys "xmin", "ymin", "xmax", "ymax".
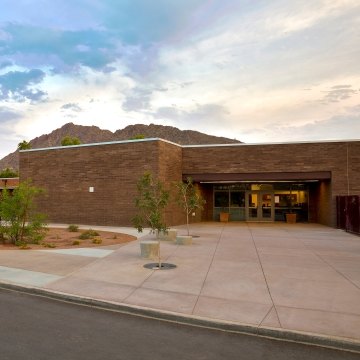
[{"xmin": 246, "ymin": 190, "xmax": 274, "ymax": 221}]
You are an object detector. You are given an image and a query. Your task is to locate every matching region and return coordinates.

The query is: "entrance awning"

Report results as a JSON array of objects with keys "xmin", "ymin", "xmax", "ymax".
[{"xmin": 182, "ymin": 171, "xmax": 331, "ymax": 182}]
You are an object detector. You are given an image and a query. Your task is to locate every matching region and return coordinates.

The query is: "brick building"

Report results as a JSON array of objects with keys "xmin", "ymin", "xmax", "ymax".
[{"xmin": 19, "ymin": 139, "xmax": 360, "ymax": 227}]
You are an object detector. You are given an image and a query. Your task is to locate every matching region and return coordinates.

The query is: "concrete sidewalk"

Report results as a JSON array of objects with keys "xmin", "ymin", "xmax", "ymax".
[{"xmin": 0, "ymin": 222, "xmax": 360, "ymax": 350}]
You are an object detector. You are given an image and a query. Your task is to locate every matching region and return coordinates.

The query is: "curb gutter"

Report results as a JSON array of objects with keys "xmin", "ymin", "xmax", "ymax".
[{"xmin": 1, "ymin": 282, "xmax": 359, "ymax": 354}]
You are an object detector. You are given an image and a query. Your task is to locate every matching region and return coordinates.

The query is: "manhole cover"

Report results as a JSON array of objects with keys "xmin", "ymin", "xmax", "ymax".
[{"xmin": 144, "ymin": 263, "xmax": 177, "ymax": 270}]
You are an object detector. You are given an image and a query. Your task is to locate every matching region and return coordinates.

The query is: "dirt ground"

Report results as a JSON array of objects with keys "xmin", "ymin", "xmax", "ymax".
[{"xmin": 0, "ymin": 228, "xmax": 136, "ymax": 250}]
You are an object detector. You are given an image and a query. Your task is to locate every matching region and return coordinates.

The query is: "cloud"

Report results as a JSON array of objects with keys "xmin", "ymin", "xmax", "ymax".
[
  {"xmin": 153, "ymin": 103, "xmax": 230, "ymax": 128},
  {"xmin": 0, "ymin": 24, "xmax": 117, "ymax": 73},
  {"xmin": 102, "ymin": 0, "xmax": 205, "ymax": 44},
  {"xmin": 122, "ymin": 87, "xmax": 154, "ymax": 112},
  {"xmin": 320, "ymin": 85, "xmax": 358, "ymax": 104},
  {"xmin": 0, "ymin": 106, "xmax": 22, "ymax": 123},
  {"xmin": 0, "ymin": 60, "xmax": 12, "ymax": 69},
  {"xmin": 0, "ymin": 69, "xmax": 47, "ymax": 102},
  {"xmin": 61, "ymin": 103, "xmax": 82, "ymax": 112}
]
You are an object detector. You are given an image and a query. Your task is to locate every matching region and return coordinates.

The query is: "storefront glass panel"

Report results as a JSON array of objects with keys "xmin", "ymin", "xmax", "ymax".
[{"xmin": 213, "ymin": 183, "xmax": 309, "ymax": 222}]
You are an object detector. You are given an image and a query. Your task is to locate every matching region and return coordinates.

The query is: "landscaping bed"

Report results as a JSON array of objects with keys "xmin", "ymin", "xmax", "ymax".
[{"xmin": 0, "ymin": 227, "xmax": 136, "ymax": 250}]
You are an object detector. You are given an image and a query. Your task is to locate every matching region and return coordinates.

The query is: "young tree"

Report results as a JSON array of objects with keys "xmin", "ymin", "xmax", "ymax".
[
  {"xmin": 175, "ymin": 177, "xmax": 205, "ymax": 236},
  {"xmin": 0, "ymin": 180, "xmax": 47, "ymax": 246},
  {"xmin": 61, "ymin": 136, "xmax": 81, "ymax": 146},
  {"xmin": 18, "ymin": 140, "xmax": 31, "ymax": 150},
  {"xmin": 132, "ymin": 171, "xmax": 169, "ymax": 267}
]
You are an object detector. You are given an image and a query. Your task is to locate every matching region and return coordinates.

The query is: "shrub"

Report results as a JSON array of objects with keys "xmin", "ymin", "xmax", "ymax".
[
  {"xmin": 61, "ymin": 136, "xmax": 81, "ymax": 146},
  {"xmin": 42, "ymin": 242, "xmax": 56, "ymax": 248},
  {"xmin": 78, "ymin": 229, "xmax": 99, "ymax": 239},
  {"xmin": 0, "ymin": 167, "xmax": 18, "ymax": 178},
  {"xmin": 72, "ymin": 240, "xmax": 80, "ymax": 246},
  {"xmin": 0, "ymin": 180, "xmax": 47, "ymax": 245},
  {"xmin": 92, "ymin": 238, "xmax": 102, "ymax": 244},
  {"xmin": 68, "ymin": 224, "xmax": 79, "ymax": 232}
]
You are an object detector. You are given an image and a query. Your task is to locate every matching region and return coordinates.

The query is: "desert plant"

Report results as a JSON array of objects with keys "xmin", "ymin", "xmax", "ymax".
[
  {"xmin": 67, "ymin": 224, "xmax": 79, "ymax": 232},
  {"xmin": 0, "ymin": 180, "xmax": 47, "ymax": 245},
  {"xmin": 61, "ymin": 136, "xmax": 81, "ymax": 146},
  {"xmin": 78, "ymin": 229, "xmax": 99, "ymax": 239},
  {"xmin": 42, "ymin": 242, "xmax": 56, "ymax": 248},
  {"xmin": 17, "ymin": 140, "xmax": 31, "ymax": 150},
  {"xmin": 72, "ymin": 240, "xmax": 80, "ymax": 246},
  {"xmin": 129, "ymin": 134, "xmax": 145, "ymax": 140},
  {"xmin": 0, "ymin": 168, "xmax": 18, "ymax": 178},
  {"xmin": 132, "ymin": 171, "xmax": 169, "ymax": 267},
  {"xmin": 92, "ymin": 238, "xmax": 102, "ymax": 244},
  {"xmin": 175, "ymin": 177, "xmax": 206, "ymax": 236}
]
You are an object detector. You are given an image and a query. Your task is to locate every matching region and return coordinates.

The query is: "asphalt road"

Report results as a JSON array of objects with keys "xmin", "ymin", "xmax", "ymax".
[{"xmin": 0, "ymin": 288, "xmax": 357, "ymax": 360}]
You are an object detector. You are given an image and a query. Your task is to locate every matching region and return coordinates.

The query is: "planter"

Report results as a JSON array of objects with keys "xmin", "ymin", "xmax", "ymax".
[
  {"xmin": 140, "ymin": 240, "xmax": 159, "ymax": 259},
  {"xmin": 176, "ymin": 235, "xmax": 193, "ymax": 245},
  {"xmin": 159, "ymin": 229, "xmax": 177, "ymax": 241},
  {"xmin": 220, "ymin": 212, "xmax": 230, "ymax": 222},
  {"xmin": 286, "ymin": 213, "xmax": 297, "ymax": 224}
]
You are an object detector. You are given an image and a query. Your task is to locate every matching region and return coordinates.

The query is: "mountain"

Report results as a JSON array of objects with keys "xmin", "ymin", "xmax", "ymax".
[{"xmin": 0, "ymin": 122, "xmax": 241, "ymax": 171}]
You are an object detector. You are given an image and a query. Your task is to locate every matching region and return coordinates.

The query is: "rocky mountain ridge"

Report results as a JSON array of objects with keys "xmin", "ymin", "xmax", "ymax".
[{"xmin": 0, "ymin": 122, "xmax": 241, "ymax": 171}]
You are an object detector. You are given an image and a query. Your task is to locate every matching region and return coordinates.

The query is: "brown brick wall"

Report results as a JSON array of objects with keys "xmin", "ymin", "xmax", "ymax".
[
  {"xmin": 183, "ymin": 141, "xmax": 360, "ymax": 226},
  {"xmin": 157, "ymin": 141, "xmax": 184, "ymax": 226},
  {"xmin": 20, "ymin": 140, "xmax": 182, "ymax": 227},
  {"xmin": 19, "ymin": 139, "xmax": 360, "ymax": 228}
]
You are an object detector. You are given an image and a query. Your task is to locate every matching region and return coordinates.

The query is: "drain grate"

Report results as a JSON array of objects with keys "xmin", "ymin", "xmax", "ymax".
[{"xmin": 143, "ymin": 263, "xmax": 177, "ymax": 270}]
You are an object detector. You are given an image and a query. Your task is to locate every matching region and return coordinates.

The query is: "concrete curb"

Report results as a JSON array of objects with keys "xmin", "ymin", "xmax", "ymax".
[{"xmin": 1, "ymin": 281, "xmax": 359, "ymax": 354}]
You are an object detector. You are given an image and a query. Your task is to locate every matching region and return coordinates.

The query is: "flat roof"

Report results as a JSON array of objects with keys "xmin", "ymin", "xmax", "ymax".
[
  {"xmin": 19, "ymin": 137, "xmax": 182, "ymax": 153},
  {"xmin": 19, "ymin": 137, "xmax": 360, "ymax": 153}
]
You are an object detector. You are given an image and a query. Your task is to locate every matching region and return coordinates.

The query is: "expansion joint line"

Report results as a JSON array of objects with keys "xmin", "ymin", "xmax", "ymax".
[
  {"xmin": 292, "ymin": 232, "xmax": 360, "ymax": 292},
  {"xmin": 191, "ymin": 223, "xmax": 226, "ymax": 315},
  {"xmin": 247, "ymin": 223, "xmax": 283, "ymax": 328}
]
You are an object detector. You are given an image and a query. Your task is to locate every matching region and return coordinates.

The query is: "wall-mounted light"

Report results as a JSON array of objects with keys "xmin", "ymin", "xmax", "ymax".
[{"xmin": 89, "ymin": 187, "xmax": 94, "ymax": 193}]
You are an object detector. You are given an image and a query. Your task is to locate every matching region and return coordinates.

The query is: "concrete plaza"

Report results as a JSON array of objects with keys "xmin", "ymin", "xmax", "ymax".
[{"xmin": 0, "ymin": 222, "xmax": 359, "ymax": 348}]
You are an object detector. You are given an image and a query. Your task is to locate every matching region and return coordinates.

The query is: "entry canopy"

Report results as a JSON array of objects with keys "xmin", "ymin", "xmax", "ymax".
[{"xmin": 183, "ymin": 171, "xmax": 331, "ymax": 182}]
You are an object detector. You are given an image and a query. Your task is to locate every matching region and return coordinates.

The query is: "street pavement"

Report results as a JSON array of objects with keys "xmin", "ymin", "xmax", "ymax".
[{"xmin": 0, "ymin": 222, "xmax": 359, "ymax": 353}]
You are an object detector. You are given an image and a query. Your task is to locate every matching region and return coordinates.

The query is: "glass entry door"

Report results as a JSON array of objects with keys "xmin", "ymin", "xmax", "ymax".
[{"xmin": 246, "ymin": 191, "xmax": 274, "ymax": 221}]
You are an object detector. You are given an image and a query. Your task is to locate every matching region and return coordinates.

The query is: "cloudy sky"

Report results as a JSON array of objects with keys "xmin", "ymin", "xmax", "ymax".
[{"xmin": 0, "ymin": 0, "xmax": 359, "ymax": 159}]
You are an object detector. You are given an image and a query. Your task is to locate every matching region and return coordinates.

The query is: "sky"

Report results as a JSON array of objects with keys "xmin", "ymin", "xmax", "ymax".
[{"xmin": 0, "ymin": 0, "xmax": 359, "ymax": 159}]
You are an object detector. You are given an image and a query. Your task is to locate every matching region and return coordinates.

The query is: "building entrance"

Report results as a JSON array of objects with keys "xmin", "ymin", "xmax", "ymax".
[
  {"xmin": 213, "ymin": 183, "xmax": 309, "ymax": 222},
  {"xmin": 246, "ymin": 191, "xmax": 274, "ymax": 221}
]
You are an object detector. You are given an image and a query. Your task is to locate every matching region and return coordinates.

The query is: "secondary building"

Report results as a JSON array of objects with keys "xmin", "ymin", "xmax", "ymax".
[{"xmin": 19, "ymin": 138, "xmax": 360, "ymax": 228}]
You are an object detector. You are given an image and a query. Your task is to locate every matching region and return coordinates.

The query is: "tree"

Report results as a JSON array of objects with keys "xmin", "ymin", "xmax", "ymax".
[
  {"xmin": 0, "ymin": 180, "xmax": 47, "ymax": 246},
  {"xmin": 0, "ymin": 168, "xmax": 18, "ymax": 178},
  {"xmin": 129, "ymin": 134, "xmax": 145, "ymax": 140},
  {"xmin": 132, "ymin": 171, "xmax": 169, "ymax": 267},
  {"xmin": 61, "ymin": 136, "xmax": 81, "ymax": 146},
  {"xmin": 18, "ymin": 140, "xmax": 31, "ymax": 150},
  {"xmin": 175, "ymin": 177, "xmax": 205, "ymax": 236}
]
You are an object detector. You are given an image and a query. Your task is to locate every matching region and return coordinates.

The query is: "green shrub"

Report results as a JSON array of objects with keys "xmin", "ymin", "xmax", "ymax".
[
  {"xmin": 15, "ymin": 241, "xmax": 30, "ymax": 249},
  {"xmin": 78, "ymin": 229, "xmax": 99, "ymax": 239},
  {"xmin": 92, "ymin": 238, "xmax": 102, "ymax": 244},
  {"xmin": 72, "ymin": 240, "xmax": 80, "ymax": 246},
  {"xmin": 68, "ymin": 224, "xmax": 79, "ymax": 232},
  {"xmin": 0, "ymin": 181, "xmax": 47, "ymax": 245},
  {"xmin": 42, "ymin": 242, "xmax": 56, "ymax": 248}
]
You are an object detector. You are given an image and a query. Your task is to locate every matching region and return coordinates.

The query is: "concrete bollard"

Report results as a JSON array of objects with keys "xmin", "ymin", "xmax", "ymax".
[
  {"xmin": 176, "ymin": 235, "xmax": 192, "ymax": 245},
  {"xmin": 140, "ymin": 240, "xmax": 159, "ymax": 259},
  {"xmin": 159, "ymin": 229, "xmax": 177, "ymax": 241}
]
